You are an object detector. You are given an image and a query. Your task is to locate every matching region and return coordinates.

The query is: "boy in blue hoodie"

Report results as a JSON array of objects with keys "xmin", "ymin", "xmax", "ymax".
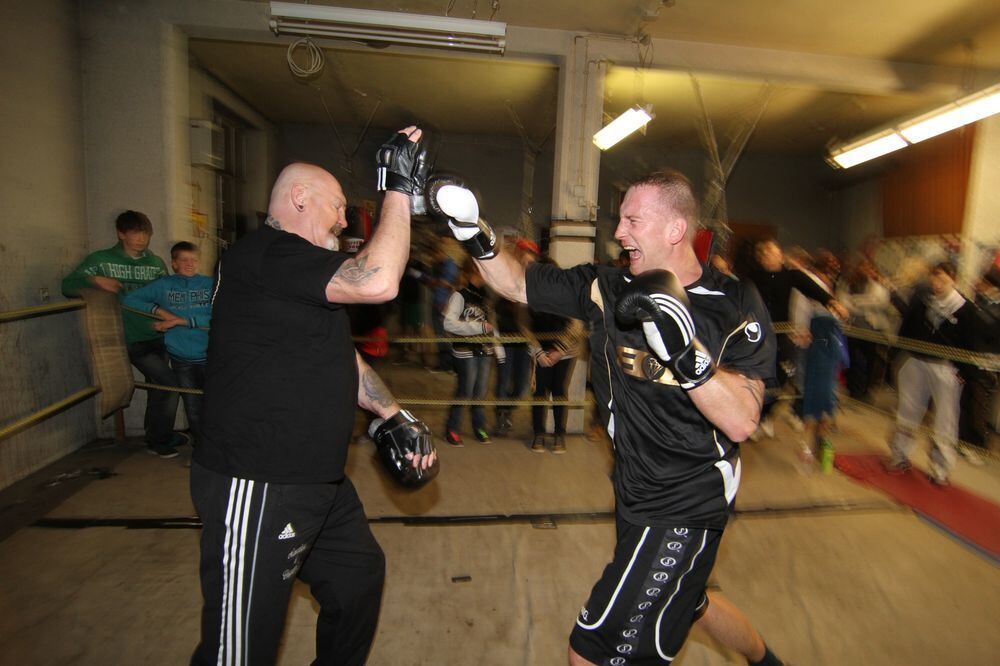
[{"xmin": 124, "ymin": 242, "xmax": 213, "ymax": 442}]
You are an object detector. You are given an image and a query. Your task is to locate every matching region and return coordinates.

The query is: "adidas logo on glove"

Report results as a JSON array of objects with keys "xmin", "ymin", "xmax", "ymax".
[{"xmin": 694, "ymin": 349, "xmax": 711, "ymax": 376}]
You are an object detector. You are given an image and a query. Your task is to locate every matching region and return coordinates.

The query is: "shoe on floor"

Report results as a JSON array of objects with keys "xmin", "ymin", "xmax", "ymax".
[
  {"xmin": 957, "ymin": 446, "xmax": 985, "ymax": 467},
  {"xmin": 552, "ymin": 434, "xmax": 566, "ymax": 454},
  {"xmin": 146, "ymin": 443, "xmax": 179, "ymax": 459},
  {"xmin": 169, "ymin": 432, "xmax": 191, "ymax": 448},
  {"xmin": 929, "ymin": 473, "xmax": 950, "ymax": 487},
  {"xmin": 531, "ymin": 434, "xmax": 546, "ymax": 453},
  {"xmin": 882, "ymin": 458, "xmax": 911, "ymax": 475},
  {"xmin": 474, "ymin": 428, "xmax": 492, "ymax": 444},
  {"xmin": 445, "ymin": 430, "xmax": 463, "ymax": 447}
]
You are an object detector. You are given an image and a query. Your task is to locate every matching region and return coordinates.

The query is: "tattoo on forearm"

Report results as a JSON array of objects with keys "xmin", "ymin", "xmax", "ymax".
[
  {"xmin": 264, "ymin": 215, "xmax": 282, "ymax": 230},
  {"xmin": 362, "ymin": 368, "xmax": 395, "ymax": 409},
  {"xmin": 331, "ymin": 254, "xmax": 380, "ymax": 286}
]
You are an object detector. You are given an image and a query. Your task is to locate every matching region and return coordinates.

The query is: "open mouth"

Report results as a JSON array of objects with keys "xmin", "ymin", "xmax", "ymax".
[{"xmin": 623, "ymin": 245, "xmax": 641, "ymax": 262}]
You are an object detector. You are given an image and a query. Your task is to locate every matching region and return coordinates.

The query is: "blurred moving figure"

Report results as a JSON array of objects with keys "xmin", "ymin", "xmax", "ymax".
[{"xmin": 886, "ymin": 261, "xmax": 977, "ymax": 485}]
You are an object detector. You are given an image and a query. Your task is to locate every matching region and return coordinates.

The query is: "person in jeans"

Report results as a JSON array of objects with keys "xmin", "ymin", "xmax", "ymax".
[
  {"xmin": 123, "ymin": 241, "xmax": 212, "ymax": 444},
  {"xmin": 61, "ymin": 210, "xmax": 183, "ymax": 458},
  {"xmin": 529, "ymin": 256, "xmax": 586, "ymax": 453},
  {"xmin": 443, "ymin": 257, "xmax": 497, "ymax": 446}
]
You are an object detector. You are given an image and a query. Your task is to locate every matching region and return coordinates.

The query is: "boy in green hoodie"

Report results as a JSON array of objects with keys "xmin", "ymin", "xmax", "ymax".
[{"xmin": 62, "ymin": 210, "xmax": 184, "ymax": 458}]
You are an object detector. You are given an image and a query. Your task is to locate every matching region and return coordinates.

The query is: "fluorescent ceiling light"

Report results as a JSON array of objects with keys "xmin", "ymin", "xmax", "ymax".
[
  {"xmin": 593, "ymin": 105, "xmax": 655, "ymax": 150},
  {"xmin": 829, "ymin": 131, "xmax": 908, "ymax": 169},
  {"xmin": 269, "ymin": 2, "xmax": 507, "ymax": 55},
  {"xmin": 827, "ymin": 82, "xmax": 1000, "ymax": 169}
]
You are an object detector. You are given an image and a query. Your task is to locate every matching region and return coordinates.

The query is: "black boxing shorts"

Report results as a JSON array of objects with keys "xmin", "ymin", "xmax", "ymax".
[{"xmin": 570, "ymin": 515, "xmax": 722, "ymax": 665}]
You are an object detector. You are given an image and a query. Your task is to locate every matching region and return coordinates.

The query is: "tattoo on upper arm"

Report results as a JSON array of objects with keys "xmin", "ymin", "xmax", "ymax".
[
  {"xmin": 362, "ymin": 368, "xmax": 395, "ymax": 409},
  {"xmin": 331, "ymin": 254, "xmax": 380, "ymax": 286},
  {"xmin": 264, "ymin": 215, "xmax": 282, "ymax": 230}
]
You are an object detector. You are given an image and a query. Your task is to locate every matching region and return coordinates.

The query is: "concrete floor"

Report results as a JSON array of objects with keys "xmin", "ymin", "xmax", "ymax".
[{"xmin": 1, "ymin": 363, "xmax": 998, "ymax": 665}]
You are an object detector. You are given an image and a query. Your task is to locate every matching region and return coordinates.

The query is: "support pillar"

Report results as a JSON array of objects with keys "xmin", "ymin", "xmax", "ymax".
[
  {"xmin": 960, "ymin": 115, "xmax": 1000, "ymax": 287},
  {"xmin": 547, "ymin": 38, "xmax": 606, "ymax": 433}
]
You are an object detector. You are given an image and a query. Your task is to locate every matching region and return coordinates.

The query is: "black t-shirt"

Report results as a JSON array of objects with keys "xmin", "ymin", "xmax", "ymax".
[
  {"xmin": 195, "ymin": 227, "xmax": 354, "ymax": 483},
  {"xmin": 526, "ymin": 262, "xmax": 776, "ymax": 529}
]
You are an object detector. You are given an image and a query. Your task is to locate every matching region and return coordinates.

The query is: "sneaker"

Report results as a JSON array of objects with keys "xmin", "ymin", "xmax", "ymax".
[
  {"xmin": 169, "ymin": 432, "xmax": 191, "ymax": 448},
  {"xmin": 146, "ymin": 443, "xmax": 179, "ymax": 459},
  {"xmin": 957, "ymin": 447, "xmax": 985, "ymax": 467},
  {"xmin": 495, "ymin": 413, "xmax": 513, "ymax": 436},
  {"xmin": 930, "ymin": 473, "xmax": 950, "ymax": 487},
  {"xmin": 552, "ymin": 435, "xmax": 566, "ymax": 454},
  {"xmin": 883, "ymin": 458, "xmax": 911, "ymax": 475},
  {"xmin": 531, "ymin": 434, "xmax": 546, "ymax": 453},
  {"xmin": 445, "ymin": 430, "xmax": 463, "ymax": 447},
  {"xmin": 474, "ymin": 428, "xmax": 492, "ymax": 444}
]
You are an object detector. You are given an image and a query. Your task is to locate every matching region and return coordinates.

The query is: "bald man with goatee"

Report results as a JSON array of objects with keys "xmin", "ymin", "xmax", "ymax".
[{"xmin": 191, "ymin": 127, "xmax": 436, "ymax": 665}]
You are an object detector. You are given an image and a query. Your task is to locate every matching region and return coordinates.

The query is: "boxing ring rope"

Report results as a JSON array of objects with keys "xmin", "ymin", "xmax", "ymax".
[
  {"xmin": 1, "ymin": 300, "xmax": 998, "ymax": 455},
  {"xmin": 0, "ymin": 387, "xmax": 100, "ymax": 444}
]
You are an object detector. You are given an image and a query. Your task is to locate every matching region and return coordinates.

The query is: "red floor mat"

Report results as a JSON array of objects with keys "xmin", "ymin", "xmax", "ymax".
[{"xmin": 835, "ymin": 454, "xmax": 1000, "ymax": 561}]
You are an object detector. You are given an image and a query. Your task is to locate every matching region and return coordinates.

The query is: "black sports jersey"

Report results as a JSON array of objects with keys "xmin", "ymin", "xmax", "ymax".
[
  {"xmin": 526, "ymin": 262, "xmax": 776, "ymax": 529},
  {"xmin": 196, "ymin": 226, "xmax": 354, "ymax": 484}
]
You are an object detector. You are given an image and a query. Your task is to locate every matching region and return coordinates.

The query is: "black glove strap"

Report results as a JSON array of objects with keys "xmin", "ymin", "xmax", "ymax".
[
  {"xmin": 462, "ymin": 226, "xmax": 498, "ymax": 260},
  {"xmin": 668, "ymin": 340, "xmax": 716, "ymax": 389}
]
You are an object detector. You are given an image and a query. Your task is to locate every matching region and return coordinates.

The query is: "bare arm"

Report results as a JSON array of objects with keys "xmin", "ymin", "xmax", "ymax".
[
  {"xmin": 475, "ymin": 250, "xmax": 528, "ymax": 303},
  {"xmin": 687, "ymin": 369, "xmax": 765, "ymax": 443},
  {"xmin": 325, "ymin": 190, "xmax": 411, "ymax": 304},
  {"xmin": 355, "ymin": 351, "xmax": 401, "ymax": 419}
]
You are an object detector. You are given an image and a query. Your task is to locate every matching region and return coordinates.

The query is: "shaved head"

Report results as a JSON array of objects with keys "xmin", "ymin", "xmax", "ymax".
[{"xmin": 267, "ymin": 162, "xmax": 348, "ymax": 251}]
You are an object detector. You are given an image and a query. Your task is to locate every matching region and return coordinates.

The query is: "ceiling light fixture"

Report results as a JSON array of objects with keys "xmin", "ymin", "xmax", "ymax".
[
  {"xmin": 268, "ymin": 2, "xmax": 507, "ymax": 55},
  {"xmin": 593, "ymin": 105, "xmax": 655, "ymax": 150},
  {"xmin": 827, "ymin": 82, "xmax": 1000, "ymax": 169}
]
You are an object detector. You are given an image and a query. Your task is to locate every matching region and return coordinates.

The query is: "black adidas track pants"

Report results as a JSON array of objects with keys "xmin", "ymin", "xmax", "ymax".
[{"xmin": 190, "ymin": 462, "xmax": 385, "ymax": 665}]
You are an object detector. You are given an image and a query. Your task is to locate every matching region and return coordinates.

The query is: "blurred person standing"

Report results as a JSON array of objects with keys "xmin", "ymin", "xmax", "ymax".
[
  {"xmin": 494, "ymin": 238, "xmax": 539, "ymax": 435},
  {"xmin": 886, "ymin": 261, "xmax": 977, "ymax": 484},
  {"xmin": 443, "ymin": 257, "xmax": 498, "ymax": 446}
]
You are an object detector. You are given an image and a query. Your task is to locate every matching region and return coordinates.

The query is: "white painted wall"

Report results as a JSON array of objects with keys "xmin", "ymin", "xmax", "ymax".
[{"xmin": 0, "ymin": 0, "xmax": 94, "ymax": 488}]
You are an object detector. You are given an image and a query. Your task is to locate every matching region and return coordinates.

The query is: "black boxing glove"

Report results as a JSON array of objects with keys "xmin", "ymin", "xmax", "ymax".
[
  {"xmin": 426, "ymin": 174, "xmax": 498, "ymax": 260},
  {"xmin": 615, "ymin": 270, "xmax": 716, "ymax": 389},
  {"xmin": 376, "ymin": 129, "xmax": 431, "ymax": 197},
  {"xmin": 368, "ymin": 409, "xmax": 439, "ymax": 488}
]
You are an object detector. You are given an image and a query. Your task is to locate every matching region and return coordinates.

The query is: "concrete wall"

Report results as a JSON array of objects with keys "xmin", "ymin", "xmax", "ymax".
[{"xmin": 0, "ymin": 0, "xmax": 94, "ymax": 488}]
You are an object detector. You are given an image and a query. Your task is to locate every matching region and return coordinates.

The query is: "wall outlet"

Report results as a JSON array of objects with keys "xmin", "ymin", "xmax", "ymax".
[{"xmin": 38, "ymin": 287, "xmax": 49, "ymax": 304}]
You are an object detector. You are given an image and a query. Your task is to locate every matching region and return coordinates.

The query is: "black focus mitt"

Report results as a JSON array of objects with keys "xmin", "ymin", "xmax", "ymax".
[{"xmin": 368, "ymin": 409, "xmax": 439, "ymax": 488}]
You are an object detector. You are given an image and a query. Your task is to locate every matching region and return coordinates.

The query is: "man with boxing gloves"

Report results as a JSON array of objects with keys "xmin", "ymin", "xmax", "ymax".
[
  {"xmin": 429, "ymin": 170, "xmax": 787, "ymax": 665},
  {"xmin": 191, "ymin": 126, "xmax": 436, "ymax": 665}
]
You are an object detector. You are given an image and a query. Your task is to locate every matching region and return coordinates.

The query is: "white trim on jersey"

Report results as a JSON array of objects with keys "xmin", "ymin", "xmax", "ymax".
[
  {"xmin": 655, "ymin": 530, "xmax": 709, "ymax": 661},
  {"xmin": 687, "ymin": 285, "xmax": 725, "ymax": 296},
  {"xmin": 576, "ymin": 527, "xmax": 650, "ymax": 630},
  {"xmin": 210, "ymin": 261, "xmax": 223, "ymax": 306},
  {"xmin": 712, "ymin": 431, "xmax": 741, "ymax": 505},
  {"xmin": 716, "ymin": 319, "xmax": 750, "ymax": 363}
]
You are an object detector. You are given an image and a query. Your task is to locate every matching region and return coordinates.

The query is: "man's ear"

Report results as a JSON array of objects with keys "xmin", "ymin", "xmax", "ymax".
[
  {"xmin": 290, "ymin": 183, "xmax": 307, "ymax": 211},
  {"xmin": 667, "ymin": 216, "xmax": 688, "ymax": 245}
]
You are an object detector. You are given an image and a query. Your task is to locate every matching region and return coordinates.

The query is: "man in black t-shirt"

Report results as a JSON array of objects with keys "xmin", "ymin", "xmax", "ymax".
[
  {"xmin": 428, "ymin": 170, "xmax": 786, "ymax": 665},
  {"xmin": 190, "ymin": 127, "xmax": 436, "ymax": 666}
]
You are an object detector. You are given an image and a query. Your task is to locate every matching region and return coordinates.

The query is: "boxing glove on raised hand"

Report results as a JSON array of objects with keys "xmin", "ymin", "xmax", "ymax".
[
  {"xmin": 426, "ymin": 175, "xmax": 497, "ymax": 260},
  {"xmin": 376, "ymin": 129, "xmax": 431, "ymax": 197},
  {"xmin": 615, "ymin": 270, "xmax": 716, "ymax": 389},
  {"xmin": 368, "ymin": 409, "xmax": 439, "ymax": 488}
]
